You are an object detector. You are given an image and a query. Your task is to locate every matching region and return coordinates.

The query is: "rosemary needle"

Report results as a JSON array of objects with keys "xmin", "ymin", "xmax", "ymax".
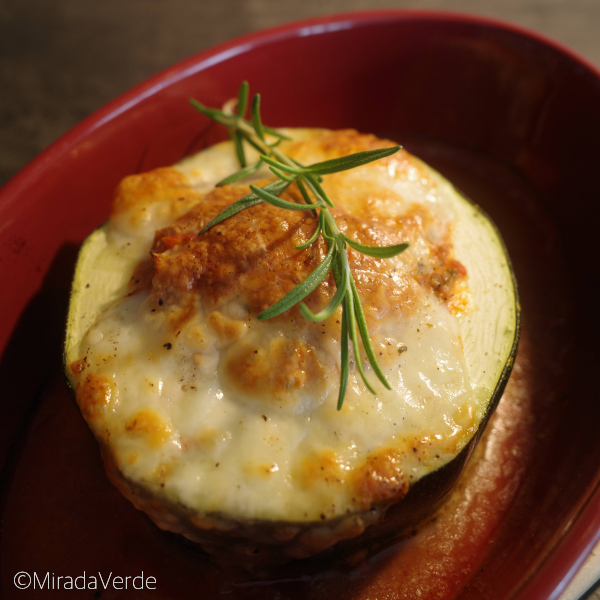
[{"xmin": 191, "ymin": 82, "xmax": 408, "ymax": 409}]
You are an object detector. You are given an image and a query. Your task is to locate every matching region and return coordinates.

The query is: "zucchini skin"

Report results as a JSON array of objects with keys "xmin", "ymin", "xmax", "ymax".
[{"xmin": 63, "ymin": 224, "xmax": 106, "ymax": 400}]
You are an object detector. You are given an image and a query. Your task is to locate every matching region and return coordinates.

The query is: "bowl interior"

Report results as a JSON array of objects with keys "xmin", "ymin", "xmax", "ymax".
[{"xmin": 2, "ymin": 11, "xmax": 600, "ymax": 600}]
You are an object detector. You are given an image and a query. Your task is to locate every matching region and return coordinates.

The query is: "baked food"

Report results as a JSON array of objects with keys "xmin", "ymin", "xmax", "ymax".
[{"xmin": 64, "ymin": 126, "xmax": 519, "ymax": 567}]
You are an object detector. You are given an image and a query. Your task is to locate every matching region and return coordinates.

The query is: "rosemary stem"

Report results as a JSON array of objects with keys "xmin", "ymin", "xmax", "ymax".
[{"xmin": 192, "ymin": 84, "xmax": 407, "ymax": 408}]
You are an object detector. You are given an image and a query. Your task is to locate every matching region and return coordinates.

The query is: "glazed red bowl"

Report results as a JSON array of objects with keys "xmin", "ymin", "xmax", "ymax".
[{"xmin": 2, "ymin": 10, "xmax": 600, "ymax": 600}]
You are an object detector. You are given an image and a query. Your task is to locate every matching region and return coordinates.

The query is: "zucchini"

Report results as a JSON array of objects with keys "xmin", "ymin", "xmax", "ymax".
[{"xmin": 64, "ymin": 128, "xmax": 519, "ymax": 567}]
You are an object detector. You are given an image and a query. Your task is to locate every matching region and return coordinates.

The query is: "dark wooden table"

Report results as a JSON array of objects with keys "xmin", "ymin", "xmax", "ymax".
[{"xmin": 1, "ymin": 0, "xmax": 599, "ymax": 187}]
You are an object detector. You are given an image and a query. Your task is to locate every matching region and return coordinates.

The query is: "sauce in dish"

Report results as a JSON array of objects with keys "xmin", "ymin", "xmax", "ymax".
[{"xmin": 0, "ymin": 138, "xmax": 570, "ymax": 599}]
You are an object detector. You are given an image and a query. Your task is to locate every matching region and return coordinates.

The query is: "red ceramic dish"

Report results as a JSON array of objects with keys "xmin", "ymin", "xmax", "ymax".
[{"xmin": 1, "ymin": 10, "xmax": 600, "ymax": 599}]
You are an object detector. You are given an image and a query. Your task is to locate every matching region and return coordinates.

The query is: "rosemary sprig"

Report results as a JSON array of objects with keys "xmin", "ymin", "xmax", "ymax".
[{"xmin": 191, "ymin": 82, "xmax": 408, "ymax": 409}]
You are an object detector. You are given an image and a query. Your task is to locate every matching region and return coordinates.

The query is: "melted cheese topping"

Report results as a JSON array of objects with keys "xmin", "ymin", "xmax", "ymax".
[{"xmin": 71, "ymin": 129, "xmax": 480, "ymax": 523}]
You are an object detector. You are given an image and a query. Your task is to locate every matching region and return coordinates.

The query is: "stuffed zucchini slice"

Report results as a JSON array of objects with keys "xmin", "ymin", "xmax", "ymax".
[{"xmin": 64, "ymin": 128, "xmax": 519, "ymax": 567}]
